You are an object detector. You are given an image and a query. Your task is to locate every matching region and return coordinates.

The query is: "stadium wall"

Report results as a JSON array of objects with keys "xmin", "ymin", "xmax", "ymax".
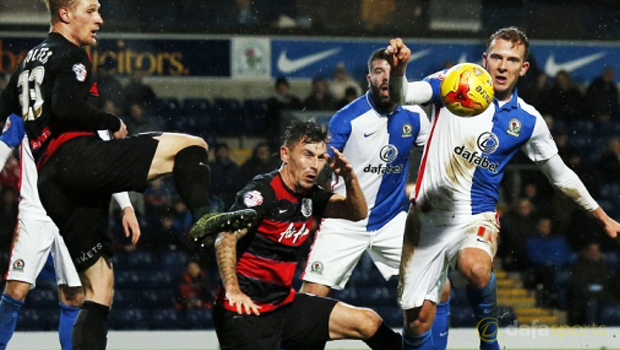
[{"xmin": 9, "ymin": 328, "xmax": 620, "ymax": 349}]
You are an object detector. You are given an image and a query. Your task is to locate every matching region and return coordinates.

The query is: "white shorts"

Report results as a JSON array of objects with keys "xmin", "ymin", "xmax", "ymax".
[
  {"xmin": 303, "ymin": 211, "xmax": 407, "ymax": 290},
  {"xmin": 6, "ymin": 217, "xmax": 81, "ymax": 288},
  {"xmin": 398, "ymin": 211, "xmax": 498, "ymax": 310}
]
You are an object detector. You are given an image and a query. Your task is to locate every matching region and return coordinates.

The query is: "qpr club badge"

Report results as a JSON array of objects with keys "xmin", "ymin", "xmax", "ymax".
[
  {"xmin": 507, "ymin": 118, "xmax": 522, "ymax": 137},
  {"xmin": 301, "ymin": 198, "xmax": 312, "ymax": 218},
  {"xmin": 72, "ymin": 63, "xmax": 87, "ymax": 82}
]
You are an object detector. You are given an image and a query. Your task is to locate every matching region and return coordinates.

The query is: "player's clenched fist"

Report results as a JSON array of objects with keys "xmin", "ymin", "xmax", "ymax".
[{"xmin": 385, "ymin": 38, "xmax": 411, "ymax": 76}]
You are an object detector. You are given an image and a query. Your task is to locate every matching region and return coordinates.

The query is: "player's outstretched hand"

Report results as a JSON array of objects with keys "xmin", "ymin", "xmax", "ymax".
[
  {"xmin": 122, "ymin": 207, "xmax": 142, "ymax": 245},
  {"xmin": 602, "ymin": 216, "xmax": 620, "ymax": 239},
  {"xmin": 326, "ymin": 147, "xmax": 354, "ymax": 182},
  {"xmin": 113, "ymin": 119, "xmax": 128, "ymax": 139},
  {"xmin": 226, "ymin": 289, "xmax": 262, "ymax": 316},
  {"xmin": 385, "ymin": 38, "xmax": 411, "ymax": 76}
]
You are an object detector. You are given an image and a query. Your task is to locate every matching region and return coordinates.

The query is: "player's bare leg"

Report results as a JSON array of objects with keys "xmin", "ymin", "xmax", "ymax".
[
  {"xmin": 329, "ymin": 302, "xmax": 401, "ymax": 350},
  {"xmin": 148, "ymin": 133, "xmax": 256, "ymax": 242},
  {"xmin": 458, "ymin": 248, "xmax": 498, "ymax": 350},
  {"xmin": 72, "ymin": 256, "xmax": 114, "ymax": 350},
  {"xmin": 58, "ymin": 285, "xmax": 83, "ymax": 350},
  {"xmin": 300, "ymin": 282, "xmax": 331, "ymax": 297},
  {"xmin": 403, "ymin": 299, "xmax": 438, "ymax": 350}
]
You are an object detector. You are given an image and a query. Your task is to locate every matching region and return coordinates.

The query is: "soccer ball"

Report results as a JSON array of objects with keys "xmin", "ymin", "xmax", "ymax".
[{"xmin": 440, "ymin": 63, "xmax": 494, "ymax": 117}]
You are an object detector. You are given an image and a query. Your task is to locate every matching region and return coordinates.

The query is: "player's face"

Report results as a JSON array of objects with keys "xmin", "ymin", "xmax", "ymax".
[
  {"xmin": 280, "ymin": 140, "xmax": 327, "ymax": 193},
  {"xmin": 67, "ymin": 0, "xmax": 103, "ymax": 47},
  {"xmin": 482, "ymin": 38, "xmax": 530, "ymax": 101},
  {"xmin": 367, "ymin": 59, "xmax": 393, "ymax": 107}
]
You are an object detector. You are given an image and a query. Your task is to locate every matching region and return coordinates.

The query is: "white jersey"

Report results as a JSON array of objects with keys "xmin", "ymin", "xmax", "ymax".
[
  {"xmin": 329, "ymin": 91, "xmax": 429, "ymax": 230},
  {"xmin": 0, "ymin": 114, "xmax": 49, "ymax": 220},
  {"xmin": 414, "ymin": 72, "xmax": 558, "ymax": 216}
]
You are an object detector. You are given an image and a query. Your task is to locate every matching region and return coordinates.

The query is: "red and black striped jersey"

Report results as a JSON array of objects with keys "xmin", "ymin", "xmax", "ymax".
[
  {"xmin": 0, "ymin": 33, "xmax": 120, "ymax": 167},
  {"xmin": 215, "ymin": 170, "xmax": 333, "ymax": 313}
]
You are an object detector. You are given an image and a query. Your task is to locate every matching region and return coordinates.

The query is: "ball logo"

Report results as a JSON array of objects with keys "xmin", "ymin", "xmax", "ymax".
[
  {"xmin": 477, "ymin": 132, "xmax": 499, "ymax": 154},
  {"xmin": 379, "ymin": 145, "xmax": 398, "ymax": 163}
]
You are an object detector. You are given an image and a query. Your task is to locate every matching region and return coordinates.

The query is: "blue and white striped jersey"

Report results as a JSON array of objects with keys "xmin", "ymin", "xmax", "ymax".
[
  {"xmin": 328, "ymin": 91, "xmax": 429, "ymax": 231},
  {"xmin": 414, "ymin": 71, "xmax": 558, "ymax": 216}
]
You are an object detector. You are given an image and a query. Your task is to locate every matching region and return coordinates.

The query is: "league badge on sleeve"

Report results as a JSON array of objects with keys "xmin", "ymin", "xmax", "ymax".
[
  {"xmin": 243, "ymin": 190, "xmax": 263, "ymax": 207},
  {"xmin": 72, "ymin": 63, "xmax": 87, "ymax": 82},
  {"xmin": 301, "ymin": 198, "xmax": 312, "ymax": 218}
]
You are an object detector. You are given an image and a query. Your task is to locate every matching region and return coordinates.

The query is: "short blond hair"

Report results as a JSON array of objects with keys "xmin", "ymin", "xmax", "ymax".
[{"xmin": 42, "ymin": 0, "xmax": 80, "ymax": 24}]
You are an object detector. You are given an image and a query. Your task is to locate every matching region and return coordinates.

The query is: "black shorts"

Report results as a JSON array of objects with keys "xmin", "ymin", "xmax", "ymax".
[
  {"xmin": 37, "ymin": 133, "xmax": 160, "ymax": 272},
  {"xmin": 213, "ymin": 293, "xmax": 338, "ymax": 350}
]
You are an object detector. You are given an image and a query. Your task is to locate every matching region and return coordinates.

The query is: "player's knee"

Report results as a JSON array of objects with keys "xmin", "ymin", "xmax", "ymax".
[
  {"xmin": 440, "ymin": 279, "xmax": 451, "ymax": 303},
  {"xmin": 463, "ymin": 262, "xmax": 490, "ymax": 288},
  {"xmin": 4, "ymin": 281, "xmax": 30, "ymax": 302},
  {"xmin": 179, "ymin": 134, "xmax": 208, "ymax": 151},
  {"xmin": 355, "ymin": 308, "xmax": 383, "ymax": 339},
  {"xmin": 404, "ymin": 308, "xmax": 432, "ymax": 335},
  {"xmin": 59, "ymin": 286, "xmax": 84, "ymax": 307}
]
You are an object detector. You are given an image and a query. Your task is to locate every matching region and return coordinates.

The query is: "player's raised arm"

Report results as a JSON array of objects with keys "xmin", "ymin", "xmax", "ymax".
[
  {"xmin": 323, "ymin": 147, "xmax": 367, "ymax": 221},
  {"xmin": 385, "ymin": 39, "xmax": 433, "ymax": 106}
]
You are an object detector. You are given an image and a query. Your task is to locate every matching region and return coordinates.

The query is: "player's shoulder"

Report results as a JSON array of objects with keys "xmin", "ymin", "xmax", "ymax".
[
  {"xmin": 401, "ymin": 104, "xmax": 427, "ymax": 116},
  {"xmin": 44, "ymin": 34, "xmax": 90, "ymax": 66},
  {"xmin": 424, "ymin": 69, "xmax": 448, "ymax": 82},
  {"xmin": 331, "ymin": 94, "xmax": 372, "ymax": 123},
  {"xmin": 515, "ymin": 96, "xmax": 544, "ymax": 121}
]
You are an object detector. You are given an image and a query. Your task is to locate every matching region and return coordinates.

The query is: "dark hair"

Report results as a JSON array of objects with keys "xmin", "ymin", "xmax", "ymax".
[
  {"xmin": 488, "ymin": 27, "xmax": 530, "ymax": 61},
  {"xmin": 368, "ymin": 48, "xmax": 389, "ymax": 73},
  {"xmin": 283, "ymin": 120, "xmax": 329, "ymax": 148},
  {"xmin": 275, "ymin": 76, "xmax": 290, "ymax": 89}
]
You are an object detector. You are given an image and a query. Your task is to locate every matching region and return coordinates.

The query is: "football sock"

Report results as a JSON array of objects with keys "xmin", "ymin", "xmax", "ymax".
[
  {"xmin": 402, "ymin": 328, "xmax": 434, "ymax": 350},
  {"xmin": 432, "ymin": 298, "xmax": 450, "ymax": 350},
  {"xmin": 72, "ymin": 301, "xmax": 109, "ymax": 350},
  {"xmin": 466, "ymin": 272, "xmax": 499, "ymax": 350},
  {"xmin": 59, "ymin": 303, "xmax": 80, "ymax": 350},
  {"xmin": 364, "ymin": 321, "xmax": 401, "ymax": 350},
  {"xmin": 172, "ymin": 145, "xmax": 213, "ymax": 219},
  {"xmin": 0, "ymin": 293, "xmax": 24, "ymax": 349}
]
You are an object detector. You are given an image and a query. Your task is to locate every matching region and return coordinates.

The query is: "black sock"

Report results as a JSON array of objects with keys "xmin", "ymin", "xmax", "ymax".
[
  {"xmin": 363, "ymin": 322, "xmax": 402, "ymax": 350},
  {"xmin": 72, "ymin": 301, "xmax": 110, "ymax": 350},
  {"xmin": 172, "ymin": 145, "xmax": 212, "ymax": 219}
]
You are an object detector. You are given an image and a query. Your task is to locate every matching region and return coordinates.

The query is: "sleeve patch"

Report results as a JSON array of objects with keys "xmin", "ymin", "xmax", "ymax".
[
  {"xmin": 72, "ymin": 63, "xmax": 87, "ymax": 82},
  {"xmin": 243, "ymin": 190, "xmax": 263, "ymax": 207}
]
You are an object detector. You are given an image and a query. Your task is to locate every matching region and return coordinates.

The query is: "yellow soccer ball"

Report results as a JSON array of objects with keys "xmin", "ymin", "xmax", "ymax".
[{"xmin": 440, "ymin": 63, "xmax": 494, "ymax": 117}]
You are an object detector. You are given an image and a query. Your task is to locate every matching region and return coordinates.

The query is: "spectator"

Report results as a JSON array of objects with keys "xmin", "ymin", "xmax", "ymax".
[
  {"xmin": 336, "ymin": 86, "xmax": 360, "ymax": 109},
  {"xmin": 599, "ymin": 137, "xmax": 620, "ymax": 183},
  {"xmin": 95, "ymin": 57, "xmax": 124, "ymax": 109},
  {"xmin": 266, "ymin": 77, "xmax": 303, "ymax": 145},
  {"xmin": 209, "ymin": 142, "xmax": 242, "ymax": 208},
  {"xmin": 329, "ymin": 63, "xmax": 363, "ymax": 101},
  {"xmin": 218, "ymin": 0, "xmax": 260, "ymax": 26},
  {"xmin": 546, "ymin": 70, "xmax": 585, "ymax": 121},
  {"xmin": 175, "ymin": 261, "xmax": 214, "ymax": 310},
  {"xmin": 361, "ymin": 0, "xmax": 395, "ymax": 30},
  {"xmin": 585, "ymin": 66, "xmax": 618, "ymax": 122},
  {"xmin": 125, "ymin": 102, "xmax": 164, "ymax": 134},
  {"xmin": 498, "ymin": 198, "xmax": 538, "ymax": 271},
  {"xmin": 526, "ymin": 217, "xmax": 572, "ymax": 305},
  {"xmin": 569, "ymin": 242, "xmax": 616, "ymax": 325},
  {"xmin": 240, "ymin": 142, "xmax": 280, "ymax": 184},
  {"xmin": 123, "ymin": 71, "xmax": 157, "ymax": 114},
  {"xmin": 303, "ymin": 77, "xmax": 336, "ymax": 111}
]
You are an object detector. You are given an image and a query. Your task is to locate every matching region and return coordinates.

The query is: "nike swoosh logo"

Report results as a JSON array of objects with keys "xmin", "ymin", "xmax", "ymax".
[
  {"xmin": 439, "ymin": 332, "xmax": 448, "ymax": 337},
  {"xmin": 544, "ymin": 52, "xmax": 606, "ymax": 76},
  {"xmin": 279, "ymin": 209, "xmax": 287, "ymax": 214},
  {"xmin": 410, "ymin": 49, "xmax": 432, "ymax": 62},
  {"xmin": 476, "ymin": 238, "xmax": 487, "ymax": 244},
  {"xmin": 364, "ymin": 131, "xmax": 376, "ymax": 138},
  {"xmin": 277, "ymin": 48, "xmax": 341, "ymax": 73}
]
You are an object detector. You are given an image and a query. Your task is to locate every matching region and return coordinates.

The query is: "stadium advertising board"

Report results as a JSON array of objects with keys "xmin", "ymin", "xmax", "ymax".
[{"xmin": 1, "ymin": 33, "xmax": 617, "ymax": 84}]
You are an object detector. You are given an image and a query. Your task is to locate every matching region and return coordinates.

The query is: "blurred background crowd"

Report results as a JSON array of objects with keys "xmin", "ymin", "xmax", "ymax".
[{"xmin": 0, "ymin": 0, "xmax": 619, "ymax": 332}]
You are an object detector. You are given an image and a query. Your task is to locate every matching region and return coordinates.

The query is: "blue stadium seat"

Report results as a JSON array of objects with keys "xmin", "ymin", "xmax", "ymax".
[
  {"xmin": 182, "ymin": 98, "xmax": 211, "ymax": 116},
  {"xmin": 16, "ymin": 308, "xmax": 57, "ymax": 331},
  {"xmin": 149, "ymin": 308, "xmax": 184, "ymax": 330},
  {"xmin": 498, "ymin": 306, "xmax": 517, "ymax": 326},
  {"xmin": 114, "ymin": 251, "xmax": 157, "ymax": 271},
  {"xmin": 115, "ymin": 270, "xmax": 142, "ymax": 289},
  {"xmin": 143, "ymin": 270, "xmax": 175, "ymax": 289},
  {"xmin": 155, "ymin": 97, "xmax": 183, "ymax": 117},
  {"xmin": 598, "ymin": 302, "xmax": 620, "ymax": 325},
  {"xmin": 375, "ymin": 306, "xmax": 403, "ymax": 328},
  {"xmin": 337, "ymin": 288, "xmax": 358, "ymax": 305},
  {"xmin": 160, "ymin": 250, "xmax": 189, "ymax": 275},
  {"xmin": 450, "ymin": 306, "xmax": 476, "ymax": 327},
  {"xmin": 552, "ymin": 269, "xmax": 572, "ymax": 310},
  {"xmin": 186, "ymin": 309, "xmax": 214, "ymax": 329},
  {"xmin": 355, "ymin": 287, "xmax": 392, "ymax": 307},
  {"xmin": 27, "ymin": 288, "xmax": 57, "ymax": 308},
  {"xmin": 109, "ymin": 308, "xmax": 149, "ymax": 330},
  {"xmin": 450, "ymin": 288, "xmax": 470, "ymax": 307},
  {"xmin": 243, "ymin": 99, "xmax": 268, "ymax": 133},
  {"xmin": 140, "ymin": 289, "xmax": 174, "ymax": 309},
  {"xmin": 113, "ymin": 289, "xmax": 143, "ymax": 308},
  {"xmin": 210, "ymin": 98, "xmax": 242, "ymax": 135}
]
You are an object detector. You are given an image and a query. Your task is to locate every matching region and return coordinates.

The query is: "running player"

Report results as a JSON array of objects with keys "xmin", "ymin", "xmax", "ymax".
[
  {"xmin": 0, "ymin": 114, "xmax": 139, "ymax": 350},
  {"xmin": 300, "ymin": 49, "xmax": 451, "ymax": 349},
  {"xmin": 386, "ymin": 27, "xmax": 620, "ymax": 350},
  {"xmin": 208, "ymin": 121, "xmax": 402, "ymax": 350},
  {"xmin": 0, "ymin": 1, "xmax": 255, "ymax": 349}
]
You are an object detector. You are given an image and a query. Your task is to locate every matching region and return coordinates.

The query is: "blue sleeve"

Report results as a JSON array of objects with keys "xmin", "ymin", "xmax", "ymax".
[
  {"xmin": 0, "ymin": 114, "xmax": 25, "ymax": 148},
  {"xmin": 327, "ymin": 111, "xmax": 352, "ymax": 157},
  {"xmin": 423, "ymin": 70, "xmax": 448, "ymax": 105}
]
